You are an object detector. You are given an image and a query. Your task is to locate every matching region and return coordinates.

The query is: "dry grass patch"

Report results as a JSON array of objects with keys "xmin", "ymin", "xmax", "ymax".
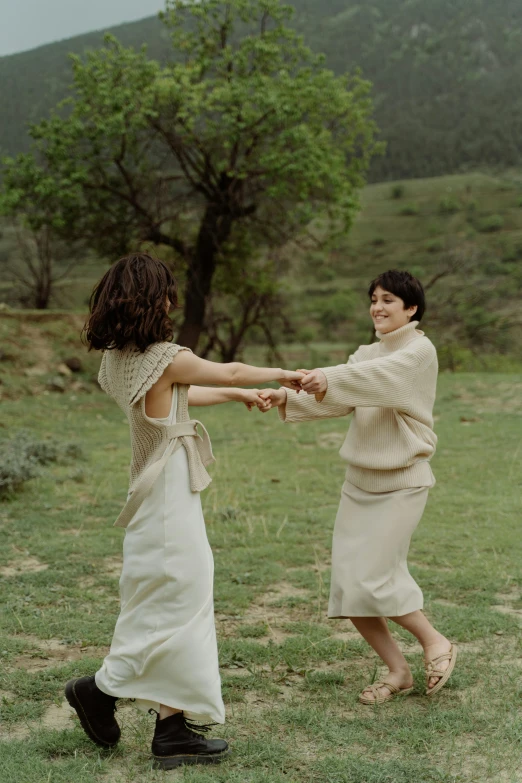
[
  {"xmin": 0, "ymin": 556, "xmax": 48, "ymax": 577},
  {"xmin": 9, "ymin": 634, "xmax": 109, "ymax": 673}
]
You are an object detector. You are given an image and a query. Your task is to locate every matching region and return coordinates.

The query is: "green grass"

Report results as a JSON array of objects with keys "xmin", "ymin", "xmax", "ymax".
[{"xmin": 0, "ymin": 370, "xmax": 521, "ymax": 782}]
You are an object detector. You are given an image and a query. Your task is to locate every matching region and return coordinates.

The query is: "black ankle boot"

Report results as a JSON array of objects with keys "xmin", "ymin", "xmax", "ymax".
[
  {"xmin": 65, "ymin": 675, "xmax": 120, "ymax": 748},
  {"xmin": 151, "ymin": 712, "xmax": 229, "ymax": 769}
]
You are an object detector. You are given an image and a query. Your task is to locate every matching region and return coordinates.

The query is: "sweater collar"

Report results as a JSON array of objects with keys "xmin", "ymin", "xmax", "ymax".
[{"xmin": 376, "ymin": 320, "xmax": 422, "ymax": 352}]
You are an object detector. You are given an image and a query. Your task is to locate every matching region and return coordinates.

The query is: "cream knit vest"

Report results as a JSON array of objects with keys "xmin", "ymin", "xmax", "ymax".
[
  {"xmin": 281, "ymin": 321, "xmax": 438, "ymax": 493},
  {"xmin": 98, "ymin": 341, "xmax": 215, "ymax": 528}
]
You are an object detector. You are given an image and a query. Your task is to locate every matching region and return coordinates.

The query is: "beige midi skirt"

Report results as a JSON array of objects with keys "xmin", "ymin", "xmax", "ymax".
[{"xmin": 328, "ymin": 480, "xmax": 429, "ymax": 618}]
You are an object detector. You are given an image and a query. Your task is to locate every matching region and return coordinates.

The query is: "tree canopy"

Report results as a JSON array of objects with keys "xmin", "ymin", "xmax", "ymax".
[{"xmin": 0, "ymin": 0, "xmax": 380, "ymax": 351}]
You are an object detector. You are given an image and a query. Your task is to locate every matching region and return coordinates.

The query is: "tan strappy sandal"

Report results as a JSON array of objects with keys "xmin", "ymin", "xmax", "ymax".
[
  {"xmin": 425, "ymin": 644, "xmax": 458, "ymax": 697},
  {"xmin": 359, "ymin": 680, "xmax": 414, "ymax": 705}
]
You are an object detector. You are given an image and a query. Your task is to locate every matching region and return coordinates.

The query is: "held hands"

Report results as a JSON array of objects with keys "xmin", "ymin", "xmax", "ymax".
[
  {"xmin": 241, "ymin": 389, "xmax": 273, "ymax": 412},
  {"xmin": 278, "ymin": 370, "xmax": 305, "ymax": 391},
  {"xmin": 244, "ymin": 368, "xmax": 327, "ymax": 414},
  {"xmin": 296, "ymin": 369, "xmax": 328, "ymax": 395},
  {"xmin": 257, "ymin": 388, "xmax": 287, "ymax": 412}
]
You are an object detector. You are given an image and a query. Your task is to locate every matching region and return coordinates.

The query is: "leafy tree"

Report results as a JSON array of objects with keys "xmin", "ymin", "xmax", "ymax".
[
  {"xmin": 0, "ymin": 0, "xmax": 379, "ymax": 352},
  {"xmin": 0, "ymin": 167, "xmax": 82, "ymax": 309}
]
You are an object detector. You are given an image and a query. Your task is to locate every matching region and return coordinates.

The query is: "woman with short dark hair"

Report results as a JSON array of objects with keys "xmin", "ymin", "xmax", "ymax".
[{"xmin": 261, "ymin": 270, "xmax": 457, "ymax": 704}]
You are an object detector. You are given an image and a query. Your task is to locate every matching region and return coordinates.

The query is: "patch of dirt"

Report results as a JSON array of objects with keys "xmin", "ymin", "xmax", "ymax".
[
  {"xmin": 217, "ymin": 582, "xmax": 317, "ymax": 644},
  {"xmin": 103, "ymin": 555, "xmax": 123, "ymax": 578},
  {"xmin": 331, "ymin": 628, "xmax": 365, "ymax": 643},
  {"xmin": 21, "ymin": 324, "xmax": 54, "ymax": 374},
  {"xmin": 491, "ymin": 604, "xmax": 522, "ymax": 617},
  {"xmin": 0, "ymin": 699, "xmax": 138, "ymax": 742},
  {"xmin": 11, "ymin": 634, "xmax": 109, "ymax": 672},
  {"xmin": 492, "ymin": 588, "xmax": 522, "ymax": 619},
  {"xmin": 42, "ymin": 700, "xmax": 76, "ymax": 731},
  {"xmin": 0, "ymin": 557, "xmax": 48, "ymax": 577}
]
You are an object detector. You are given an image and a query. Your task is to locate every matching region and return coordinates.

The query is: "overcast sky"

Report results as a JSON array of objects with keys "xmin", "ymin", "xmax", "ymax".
[{"xmin": 0, "ymin": 0, "xmax": 164, "ymax": 57}]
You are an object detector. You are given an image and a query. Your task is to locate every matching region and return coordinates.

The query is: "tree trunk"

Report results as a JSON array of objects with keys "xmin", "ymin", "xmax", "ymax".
[{"xmin": 176, "ymin": 206, "xmax": 231, "ymax": 352}]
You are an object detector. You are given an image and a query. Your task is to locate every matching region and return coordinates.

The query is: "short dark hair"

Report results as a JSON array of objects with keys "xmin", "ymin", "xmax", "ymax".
[
  {"xmin": 83, "ymin": 253, "xmax": 179, "ymax": 352},
  {"xmin": 368, "ymin": 270, "xmax": 426, "ymax": 322}
]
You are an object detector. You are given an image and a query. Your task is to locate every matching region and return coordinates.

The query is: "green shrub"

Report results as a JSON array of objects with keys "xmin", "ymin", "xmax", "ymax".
[
  {"xmin": 371, "ymin": 236, "xmax": 386, "ymax": 246},
  {"xmin": 399, "ymin": 202, "xmax": 419, "ymax": 216},
  {"xmin": 438, "ymin": 195, "xmax": 460, "ymax": 214},
  {"xmin": 297, "ymin": 325, "xmax": 316, "ymax": 344},
  {"xmin": 500, "ymin": 238, "xmax": 522, "ymax": 263},
  {"xmin": 0, "ymin": 448, "xmax": 39, "ymax": 494},
  {"xmin": 478, "ymin": 214, "xmax": 504, "ymax": 233},
  {"xmin": 516, "ymin": 196, "xmax": 522, "ymax": 208},
  {"xmin": 0, "ymin": 432, "xmax": 84, "ymax": 496},
  {"xmin": 390, "ymin": 183, "xmax": 405, "ymax": 199},
  {"xmin": 425, "ymin": 238, "xmax": 444, "ymax": 253},
  {"xmin": 316, "ymin": 290, "xmax": 356, "ymax": 330}
]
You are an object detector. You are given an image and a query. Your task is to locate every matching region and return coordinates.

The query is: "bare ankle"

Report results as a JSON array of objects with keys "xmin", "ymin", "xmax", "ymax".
[
  {"xmin": 159, "ymin": 705, "xmax": 183, "ymax": 720},
  {"xmin": 423, "ymin": 634, "xmax": 449, "ymax": 654}
]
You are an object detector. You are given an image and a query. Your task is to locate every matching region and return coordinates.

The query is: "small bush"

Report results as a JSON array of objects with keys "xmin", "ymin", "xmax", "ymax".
[
  {"xmin": 399, "ymin": 202, "xmax": 419, "ymax": 216},
  {"xmin": 316, "ymin": 290, "xmax": 356, "ymax": 330},
  {"xmin": 438, "ymin": 196, "xmax": 460, "ymax": 215},
  {"xmin": 371, "ymin": 237, "xmax": 386, "ymax": 247},
  {"xmin": 478, "ymin": 214, "xmax": 504, "ymax": 233},
  {"xmin": 425, "ymin": 239, "xmax": 444, "ymax": 253},
  {"xmin": 0, "ymin": 432, "xmax": 84, "ymax": 496},
  {"xmin": 516, "ymin": 196, "xmax": 522, "ymax": 208},
  {"xmin": 0, "ymin": 448, "xmax": 39, "ymax": 495},
  {"xmin": 500, "ymin": 238, "xmax": 522, "ymax": 263},
  {"xmin": 297, "ymin": 325, "xmax": 316, "ymax": 345},
  {"xmin": 390, "ymin": 184, "xmax": 405, "ymax": 199}
]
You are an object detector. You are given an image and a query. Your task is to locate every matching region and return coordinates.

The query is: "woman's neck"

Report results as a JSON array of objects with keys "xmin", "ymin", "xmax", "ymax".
[{"xmin": 376, "ymin": 320, "xmax": 420, "ymax": 352}]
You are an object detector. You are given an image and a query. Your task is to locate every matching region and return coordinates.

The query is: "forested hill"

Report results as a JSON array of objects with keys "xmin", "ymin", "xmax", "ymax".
[{"xmin": 2, "ymin": 0, "xmax": 522, "ymax": 182}]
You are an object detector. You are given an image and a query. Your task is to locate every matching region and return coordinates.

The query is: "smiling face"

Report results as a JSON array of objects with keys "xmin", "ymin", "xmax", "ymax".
[{"xmin": 370, "ymin": 285, "xmax": 418, "ymax": 334}]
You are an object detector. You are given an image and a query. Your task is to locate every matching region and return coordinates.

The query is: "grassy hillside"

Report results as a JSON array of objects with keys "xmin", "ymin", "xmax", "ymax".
[
  {"xmin": 2, "ymin": 171, "xmax": 520, "ymax": 377},
  {"xmin": 2, "ymin": 0, "xmax": 522, "ymax": 180}
]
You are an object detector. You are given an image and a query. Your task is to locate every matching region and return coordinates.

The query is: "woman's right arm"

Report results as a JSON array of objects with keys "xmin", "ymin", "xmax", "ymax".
[{"xmin": 162, "ymin": 352, "xmax": 303, "ymax": 389}]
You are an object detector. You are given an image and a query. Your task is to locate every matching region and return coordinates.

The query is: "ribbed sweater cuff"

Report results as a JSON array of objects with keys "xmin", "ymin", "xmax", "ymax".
[
  {"xmin": 279, "ymin": 389, "xmax": 350, "ymax": 422},
  {"xmin": 319, "ymin": 365, "xmax": 353, "ymax": 408}
]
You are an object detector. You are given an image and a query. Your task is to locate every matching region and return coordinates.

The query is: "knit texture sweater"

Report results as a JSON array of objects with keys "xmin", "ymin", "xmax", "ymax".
[
  {"xmin": 98, "ymin": 341, "xmax": 215, "ymax": 528},
  {"xmin": 280, "ymin": 321, "xmax": 438, "ymax": 492}
]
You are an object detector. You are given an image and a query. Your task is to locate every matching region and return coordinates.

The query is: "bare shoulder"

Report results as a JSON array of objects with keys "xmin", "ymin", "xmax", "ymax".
[{"xmin": 162, "ymin": 345, "xmax": 194, "ymax": 382}]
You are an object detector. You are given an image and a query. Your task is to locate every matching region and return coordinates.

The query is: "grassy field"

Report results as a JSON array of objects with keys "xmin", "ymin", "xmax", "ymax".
[{"xmin": 0, "ymin": 356, "xmax": 521, "ymax": 782}]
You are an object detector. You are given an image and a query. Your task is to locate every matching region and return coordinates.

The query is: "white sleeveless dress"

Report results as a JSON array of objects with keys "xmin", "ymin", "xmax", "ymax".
[{"xmin": 95, "ymin": 387, "xmax": 225, "ymax": 724}]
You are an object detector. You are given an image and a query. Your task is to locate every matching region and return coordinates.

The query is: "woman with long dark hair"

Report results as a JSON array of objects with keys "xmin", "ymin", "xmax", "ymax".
[
  {"xmin": 260, "ymin": 270, "xmax": 457, "ymax": 704},
  {"xmin": 65, "ymin": 253, "xmax": 303, "ymax": 769}
]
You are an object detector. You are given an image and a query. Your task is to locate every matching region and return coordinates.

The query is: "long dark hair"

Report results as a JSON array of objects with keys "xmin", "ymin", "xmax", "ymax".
[{"xmin": 83, "ymin": 253, "xmax": 179, "ymax": 352}]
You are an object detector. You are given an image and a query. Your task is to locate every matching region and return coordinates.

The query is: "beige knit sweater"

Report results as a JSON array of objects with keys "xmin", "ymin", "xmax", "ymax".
[
  {"xmin": 280, "ymin": 321, "xmax": 438, "ymax": 492},
  {"xmin": 98, "ymin": 341, "xmax": 215, "ymax": 528}
]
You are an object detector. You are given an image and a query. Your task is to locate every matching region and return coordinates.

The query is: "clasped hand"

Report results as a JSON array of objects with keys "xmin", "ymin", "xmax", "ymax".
[{"xmin": 244, "ymin": 368, "xmax": 327, "ymax": 413}]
